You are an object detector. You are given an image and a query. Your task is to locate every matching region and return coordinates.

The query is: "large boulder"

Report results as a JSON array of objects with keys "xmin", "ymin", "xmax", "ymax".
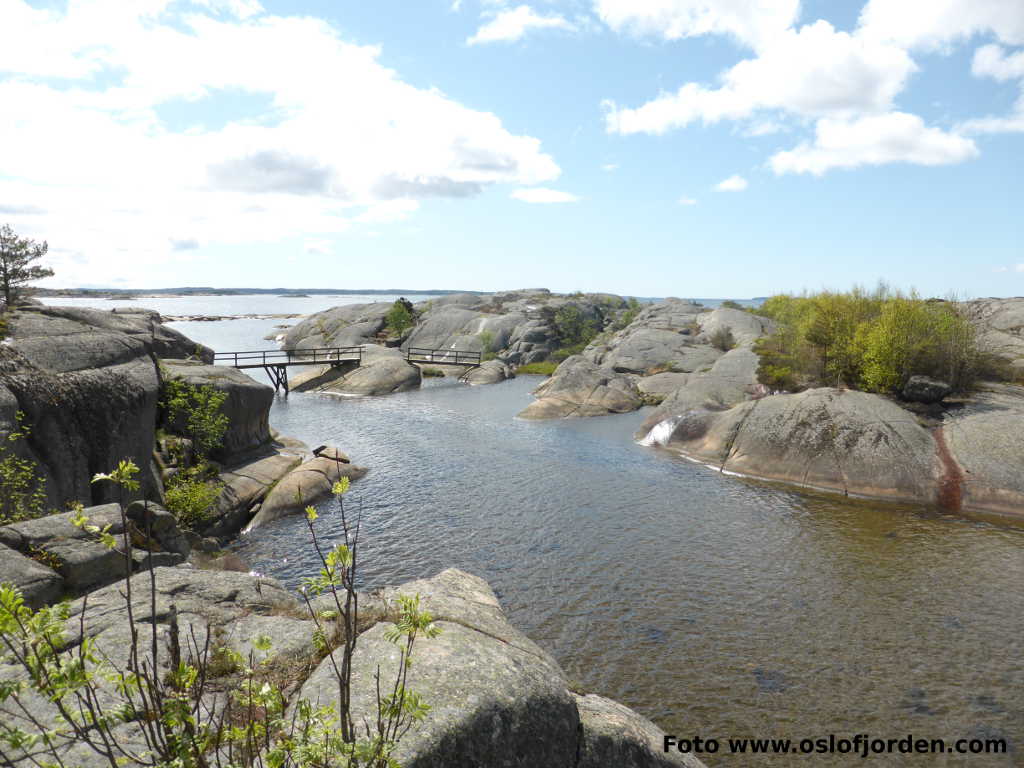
[
  {"xmin": 245, "ymin": 446, "xmax": 368, "ymax": 531},
  {"xmin": 283, "ymin": 302, "xmax": 391, "ymax": 350},
  {"xmin": 160, "ymin": 359, "xmax": 274, "ymax": 460},
  {"xmin": 653, "ymin": 388, "xmax": 940, "ymax": 503},
  {"xmin": 0, "ymin": 306, "xmax": 212, "ymax": 508},
  {"xmin": 518, "ymin": 357, "xmax": 642, "ymax": 419},
  {"xmin": 212, "ymin": 447, "xmax": 306, "ymax": 537},
  {"xmin": 461, "ymin": 359, "xmax": 513, "ymax": 385},
  {"xmin": 314, "ymin": 345, "xmax": 421, "ymax": 396},
  {"xmin": 901, "ymin": 375, "xmax": 952, "ymax": 404}
]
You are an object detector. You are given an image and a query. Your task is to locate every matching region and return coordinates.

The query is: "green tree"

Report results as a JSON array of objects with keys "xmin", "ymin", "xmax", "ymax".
[
  {"xmin": 161, "ymin": 378, "xmax": 229, "ymax": 460},
  {"xmin": 385, "ymin": 300, "xmax": 414, "ymax": 336},
  {"xmin": 0, "ymin": 224, "xmax": 53, "ymax": 306}
]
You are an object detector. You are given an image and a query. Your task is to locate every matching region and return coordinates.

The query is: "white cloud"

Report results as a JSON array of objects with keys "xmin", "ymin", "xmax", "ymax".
[
  {"xmin": 715, "ymin": 175, "xmax": 748, "ymax": 191},
  {"xmin": 961, "ymin": 44, "xmax": 1024, "ymax": 134},
  {"xmin": 0, "ymin": 1, "xmax": 560, "ymax": 285},
  {"xmin": 857, "ymin": 0, "xmax": 1024, "ymax": 51},
  {"xmin": 511, "ymin": 187, "xmax": 580, "ymax": 203},
  {"xmin": 678, "ymin": 196, "xmax": 698, "ymax": 205},
  {"xmin": 604, "ymin": 21, "xmax": 916, "ymax": 135},
  {"xmin": 769, "ymin": 112, "xmax": 978, "ymax": 175},
  {"xmin": 304, "ymin": 239, "xmax": 332, "ymax": 255},
  {"xmin": 593, "ymin": 0, "xmax": 800, "ymax": 50},
  {"xmin": 602, "ymin": 163, "xmax": 619, "ymax": 171},
  {"xmin": 973, "ymin": 43, "xmax": 1024, "ymax": 80},
  {"xmin": 468, "ymin": 5, "xmax": 575, "ymax": 45}
]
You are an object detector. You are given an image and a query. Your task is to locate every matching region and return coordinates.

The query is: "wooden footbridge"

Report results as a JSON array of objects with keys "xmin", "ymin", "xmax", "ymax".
[{"xmin": 213, "ymin": 345, "xmax": 482, "ymax": 394}]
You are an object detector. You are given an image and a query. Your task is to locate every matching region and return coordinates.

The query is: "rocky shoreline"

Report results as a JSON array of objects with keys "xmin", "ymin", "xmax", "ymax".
[{"xmin": 0, "ymin": 300, "xmax": 704, "ymax": 767}]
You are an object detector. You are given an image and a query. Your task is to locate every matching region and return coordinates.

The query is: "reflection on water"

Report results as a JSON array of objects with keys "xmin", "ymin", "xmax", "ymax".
[{"xmin": 47, "ymin": 303, "xmax": 1024, "ymax": 766}]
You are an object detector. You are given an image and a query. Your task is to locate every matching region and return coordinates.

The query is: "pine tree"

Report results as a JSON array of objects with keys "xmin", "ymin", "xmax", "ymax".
[{"xmin": 0, "ymin": 224, "xmax": 53, "ymax": 306}]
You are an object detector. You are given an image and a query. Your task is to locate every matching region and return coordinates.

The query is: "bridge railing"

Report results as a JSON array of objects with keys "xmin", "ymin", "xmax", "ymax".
[
  {"xmin": 213, "ymin": 346, "xmax": 363, "ymax": 368},
  {"xmin": 405, "ymin": 347, "xmax": 482, "ymax": 366}
]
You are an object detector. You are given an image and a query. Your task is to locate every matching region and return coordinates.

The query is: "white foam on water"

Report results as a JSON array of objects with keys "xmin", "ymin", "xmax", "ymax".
[{"xmin": 637, "ymin": 415, "xmax": 680, "ymax": 447}]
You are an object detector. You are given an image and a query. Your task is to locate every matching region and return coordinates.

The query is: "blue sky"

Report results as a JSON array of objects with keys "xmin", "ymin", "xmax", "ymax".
[{"xmin": 1, "ymin": 0, "xmax": 1022, "ymax": 298}]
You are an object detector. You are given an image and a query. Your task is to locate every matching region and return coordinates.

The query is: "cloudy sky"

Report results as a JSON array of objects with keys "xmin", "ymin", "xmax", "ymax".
[{"xmin": 2, "ymin": 0, "xmax": 1022, "ymax": 297}]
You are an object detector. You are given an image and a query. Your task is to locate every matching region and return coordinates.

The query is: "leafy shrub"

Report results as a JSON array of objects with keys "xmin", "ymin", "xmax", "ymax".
[
  {"xmin": 164, "ymin": 464, "xmax": 221, "ymax": 532},
  {"xmin": 385, "ymin": 299, "xmax": 414, "ymax": 336},
  {"xmin": 612, "ymin": 297, "xmax": 642, "ymax": 331},
  {"xmin": 516, "ymin": 361, "xmax": 558, "ymax": 375},
  {"xmin": 478, "ymin": 329, "xmax": 497, "ymax": 361},
  {"xmin": 755, "ymin": 285, "xmax": 985, "ymax": 394},
  {"xmin": 709, "ymin": 327, "xmax": 736, "ymax": 351},
  {"xmin": 0, "ymin": 412, "xmax": 49, "ymax": 524},
  {"xmin": 552, "ymin": 304, "xmax": 599, "ymax": 347},
  {"xmin": 420, "ymin": 366, "xmax": 445, "ymax": 377},
  {"xmin": 161, "ymin": 378, "xmax": 229, "ymax": 460},
  {"xmin": 719, "ymin": 300, "xmax": 744, "ymax": 310}
]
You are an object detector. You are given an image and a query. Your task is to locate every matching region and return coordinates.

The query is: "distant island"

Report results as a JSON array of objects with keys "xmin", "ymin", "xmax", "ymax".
[{"xmin": 30, "ymin": 286, "xmax": 489, "ymax": 298}]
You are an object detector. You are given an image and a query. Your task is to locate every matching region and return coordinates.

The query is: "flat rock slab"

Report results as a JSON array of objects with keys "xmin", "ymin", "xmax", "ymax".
[
  {"xmin": 0, "ymin": 544, "xmax": 64, "ymax": 609},
  {"xmin": 0, "ymin": 504, "xmax": 132, "ymax": 595}
]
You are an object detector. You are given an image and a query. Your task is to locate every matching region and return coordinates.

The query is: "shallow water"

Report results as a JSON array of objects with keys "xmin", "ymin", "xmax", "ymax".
[{"xmin": 45, "ymin": 298, "xmax": 1024, "ymax": 766}]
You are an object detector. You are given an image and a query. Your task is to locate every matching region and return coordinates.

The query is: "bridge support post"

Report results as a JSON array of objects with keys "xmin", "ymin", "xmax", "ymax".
[{"xmin": 264, "ymin": 364, "xmax": 290, "ymax": 395}]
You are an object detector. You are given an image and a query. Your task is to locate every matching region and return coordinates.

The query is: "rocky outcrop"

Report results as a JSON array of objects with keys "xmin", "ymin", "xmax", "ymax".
[
  {"xmin": 282, "ymin": 301, "xmax": 392, "ymax": 350},
  {"xmin": 0, "ymin": 306, "xmax": 210, "ymax": 508},
  {"xmin": 283, "ymin": 290, "xmax": 632, "ymax": 373},
  {"xmin": 245, "ymin": 446, "xmax": 369, "ymax": 531},
  {"xmin": 289, "ymin": 344, "xmax": 420, "ymax": 396},
  {"xmin": 519, "ymin": 357, "xmax": 642, "ymax": 419},
  {"xmin": 2, "ymin": 566, "xmax": 706, "ymax": 768},
  {"xmin": 963, "ymin": 297, "xmax": 1024, "ymax": 375},
  {"xmin": 640, "ymin": 381, "xmax": 1024, "ymax": 517},
  {"xmin": 648, "ymin": 388, "xmax": 939, "ymax": 502},
  {"xmin": 461, "ymin": 359, "xmax": 514, "ymax": 385},
  {"xmin": 0, "ymin": 502, "xmax": 190, "ymax": 606},
  {"xmin": 160, "ymin": 359, "xmax": 274, "ymax": 460},
  {"xmin": 521, "ymin": 302, "xmax": 774, "ymax": 420},
  {"xmin": 212, "ymin": 447, "xmax": 305, "ymax": 537}
]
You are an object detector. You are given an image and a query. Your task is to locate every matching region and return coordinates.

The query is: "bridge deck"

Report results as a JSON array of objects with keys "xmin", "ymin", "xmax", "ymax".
[{"xmin": 214, "ymin": 344, "xmax": 482, "ymax": 394}]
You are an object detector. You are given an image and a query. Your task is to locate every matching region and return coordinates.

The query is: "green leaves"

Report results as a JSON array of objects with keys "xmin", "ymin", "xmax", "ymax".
[
  {"xmin": 91, "ymin": 458, "xmax": 141, "ymax": 491},
  {"xmin": 161, "ymin": 378, "xmax": 229, "ymax": 460}
]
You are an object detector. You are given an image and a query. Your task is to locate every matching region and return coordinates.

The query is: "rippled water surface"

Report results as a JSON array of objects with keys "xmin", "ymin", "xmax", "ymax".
[{"xmin": 51, "ymin": 299, "xmax": 1024, "ymax": 766}]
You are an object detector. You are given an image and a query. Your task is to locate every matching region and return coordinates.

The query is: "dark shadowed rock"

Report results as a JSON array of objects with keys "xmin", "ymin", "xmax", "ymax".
[
  {"xmin": 575, "ymin": 693, "xmax": 706, "ymax": 768},
  {"xmin": 902, "ymin": 375, "xmax": 952, "ymax": 404}
]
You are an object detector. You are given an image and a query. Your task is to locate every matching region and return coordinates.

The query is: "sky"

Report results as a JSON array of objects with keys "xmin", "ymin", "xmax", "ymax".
[{"xmin": 1, "ymin": 0, "xmax": 1022, "ymax": 298}]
